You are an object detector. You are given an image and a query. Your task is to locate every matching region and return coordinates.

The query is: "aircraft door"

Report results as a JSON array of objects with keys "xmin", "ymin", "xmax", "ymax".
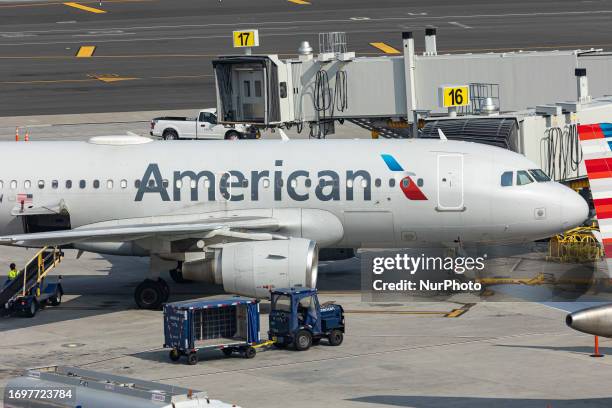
[
  {"xmin": 437, "ymin": 154, "xmax": 464, "ymax": 211},
  {"xmin": 237, "ymin": 70, "xmax": 265, "ymax": 122}
]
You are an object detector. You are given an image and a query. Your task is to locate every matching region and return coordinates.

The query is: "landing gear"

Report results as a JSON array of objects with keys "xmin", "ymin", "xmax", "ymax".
[
  {"xmin": 169, "ymin": 262, "xmax": 191, "ymax": 284},
  {"xmin": 134, "ymin": 278, "xmax": 169, "ymax": 310}
]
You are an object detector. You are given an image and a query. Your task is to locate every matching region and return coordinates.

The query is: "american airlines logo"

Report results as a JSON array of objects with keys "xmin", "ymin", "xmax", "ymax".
[
  {"xmin": 135, "ymin": 156, "xmax": 427, "ymax": 203},
  {"xmin": 135, "ymin": 162, "xmax": 373, "ymax": 202}
]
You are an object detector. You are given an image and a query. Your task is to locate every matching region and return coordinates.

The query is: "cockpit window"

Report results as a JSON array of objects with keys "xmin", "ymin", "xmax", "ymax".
[
  {"xmin": 517, "ymin": 171, "xmax": 534, "ymax": 185},
  {"xmin": 500, "ymin": 171, "xmax": 513, "ymax": 187},
  {"xmin": 529, "ymin": 169, "xmax": 551, "ymax": 182}
]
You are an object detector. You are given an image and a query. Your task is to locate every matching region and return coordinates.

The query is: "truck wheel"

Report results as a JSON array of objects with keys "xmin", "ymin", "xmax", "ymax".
[
  {"xmin": 224, "ymin": 131, "xmax": 241, "ymax": 140},
  {"xmin": 49, "ymin": 293, "xmax": 62, "ymax": 306},
  {"xmin": 24, "ymin": 301, "xmax": 38, "ymax": 318},
  {"xmin": 134, "ymin": 279, "xmax": 164, "ymax": 310},
  {"xmin": 294, "ymin": 330, "xmax": 312, "ymax": 351},
  {"xmin": 169, "ymin": 349, "xmax": 181, "ymax": 361},
  {"xmin": 187, "ymin": 352, "xmax": 198, "ymax": 365},
  {"xmin": 244, "ymin": 346, "xmax": 256, "ymax": 359},
  {"xmin": 328, "ymin": 329, "xmax": 344, "ymax": 346},
  {"xmin": 163, "ymin": 130, "xmax": 178, "ymax": 140},
  {"xmin": 222, "ymin": 348, "xmax": 233, "ymax": 357}
]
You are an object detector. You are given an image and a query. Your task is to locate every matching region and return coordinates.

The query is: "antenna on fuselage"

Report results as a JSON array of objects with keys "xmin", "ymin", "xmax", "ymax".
[{"xmin": 437, "ymin": 128, "xmax": 448, "ymax": 141}]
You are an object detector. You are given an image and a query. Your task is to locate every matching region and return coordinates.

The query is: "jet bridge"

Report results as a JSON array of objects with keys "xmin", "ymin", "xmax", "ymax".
[{"xmin": 212, "ymin": 30, "xmax": 612, "ymax": 138}]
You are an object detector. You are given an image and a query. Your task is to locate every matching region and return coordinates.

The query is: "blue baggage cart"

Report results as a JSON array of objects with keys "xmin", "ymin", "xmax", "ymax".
[{"xmin": 163, "ymin": 297, "xmax": 260, "ymax": 365}]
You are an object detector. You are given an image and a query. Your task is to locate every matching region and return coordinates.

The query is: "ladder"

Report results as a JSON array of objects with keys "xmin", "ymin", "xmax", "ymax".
[{"xmin": 0, "ymin": 247, "xmax": 63, "ymax": 311}]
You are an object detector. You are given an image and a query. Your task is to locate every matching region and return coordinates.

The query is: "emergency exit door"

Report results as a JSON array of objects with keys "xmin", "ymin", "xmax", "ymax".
[
  {"xmin": 237, "ymin": 70, "xmax": 265, "ymax": 122},
  {"xmin": 437, "ymin": 154, "xmax": 464, "ymax": 211}
]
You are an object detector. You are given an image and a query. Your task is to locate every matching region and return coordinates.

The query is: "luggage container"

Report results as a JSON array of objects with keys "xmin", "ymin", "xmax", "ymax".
[
  {"xmin": 4, "ymin": 366, "xmax": 238, "ymax": 408},
  {"xmin": 164, "ymin": 296, "xmax": 260, "ymax": 365}
]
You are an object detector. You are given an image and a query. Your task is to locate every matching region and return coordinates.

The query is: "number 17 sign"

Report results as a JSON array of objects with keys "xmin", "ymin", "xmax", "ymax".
[{"xmin": 233, "ymin": 30, "xmax": 260, "ymax": 48}]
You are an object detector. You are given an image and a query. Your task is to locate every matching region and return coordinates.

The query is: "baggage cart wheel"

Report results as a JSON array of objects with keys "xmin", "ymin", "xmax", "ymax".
[
  {"xmin": 328, "ymin": 329, "xmax": 344, "ymax": 346},
  {"xmin": 187, "ymin": 352, "xmax": 198, "ymax": 365},
  {"xmin": 294, "ymin": 330, "xmax": 312, "ymax": 351},
  {"xmin": 24, "ymin": 300, "xmax": 38, "ymax": 318},
  {"xmin": 169, "ymin": 349, "xmax": 181, "ymax": 362},
  {"xmin": 222, "ymin": 348, "xmax": 233, "ymax": 357},
  {"xmin": 244, "ymin": 346, "xmax": 256, "ymax": 359}
]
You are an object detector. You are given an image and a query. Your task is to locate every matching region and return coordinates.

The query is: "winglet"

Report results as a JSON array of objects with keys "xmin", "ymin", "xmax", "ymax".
[
  {"xmin": 278, "ymin": 129, "xmax": 290, "ymax": 141},
  {"xmin": 438, "ymin": 128, "xmax": 448, "ymax": 141}
]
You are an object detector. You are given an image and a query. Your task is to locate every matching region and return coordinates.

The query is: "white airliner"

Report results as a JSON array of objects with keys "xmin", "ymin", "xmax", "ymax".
[{"xmin": 0, "ymin": 136, "xmax": 588, "ymax": 308}]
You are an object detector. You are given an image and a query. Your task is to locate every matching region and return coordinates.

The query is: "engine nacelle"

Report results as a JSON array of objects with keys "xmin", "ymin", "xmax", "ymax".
[{"xmin": 181, "ymin": 238, "xmax": 318, "ymax": 298}]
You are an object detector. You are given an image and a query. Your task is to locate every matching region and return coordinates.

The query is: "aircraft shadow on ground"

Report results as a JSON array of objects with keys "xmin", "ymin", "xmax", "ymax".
[
  {"xmin": 0, "ymin": 255, "xmax": 362, "ymax": 331},
  {"xmin": 349, "ymin": 395, "xmax": 612, "ymax": 407},
  {"xmin": 495, "ymin": 344, "xmax": 612, "ymax": 355}
]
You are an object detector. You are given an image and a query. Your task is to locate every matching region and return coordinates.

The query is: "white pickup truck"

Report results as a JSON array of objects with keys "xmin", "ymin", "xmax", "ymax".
[{"xmin": 150, "ymin": 108, "xmax": 258, "ymax": 140}]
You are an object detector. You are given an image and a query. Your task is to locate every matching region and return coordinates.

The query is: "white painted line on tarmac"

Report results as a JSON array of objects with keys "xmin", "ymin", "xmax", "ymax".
[{"xmin": 449, "ymin": 21, "xmax": 472, "ymax": 29}]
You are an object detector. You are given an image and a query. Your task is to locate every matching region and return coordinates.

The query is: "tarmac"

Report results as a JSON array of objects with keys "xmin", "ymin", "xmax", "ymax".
[{"xmin": 1, "ymin": 114, "xmax": 612, "ymax": 407}]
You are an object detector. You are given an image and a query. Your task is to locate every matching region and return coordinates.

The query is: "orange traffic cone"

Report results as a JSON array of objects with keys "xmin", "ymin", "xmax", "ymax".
[
  {"xmin": 24, "ymin": 129, "xmax": 29, "ymax": 142},
  {"xmin": 15, "ymin": 127, "xmax": 19, "ymax": 141}
]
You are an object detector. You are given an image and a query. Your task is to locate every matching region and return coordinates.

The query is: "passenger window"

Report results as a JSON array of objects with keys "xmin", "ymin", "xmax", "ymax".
[
  {"xmin": 529, "ymin": 169, "xmax": 551, "ymax": 182},
  {"xmin": 361, "ymin": 179, "xmax": 368, "ymax": 188},
  {"xmin": 375, "ymin": 178, "xmax": 381, "ymax": 188},
  {"xmin": 500, "ymin": 171, "xmax": 513, "ymax": 187},
  {"xmin": 517, "ymin": 171, "xmax": 534, "ymax": 186},
  {"xmin": 402, "ymin": 179, "xmax": 410, "ymax": 188},
  {"xmin": 93, "ymin": 180, "xmax": 100, "ymax": 189},
  {"xmin": 120, "ymin": 179, "xmax": 127, "ymax": 189},
  {"xmin": 305, "ymin": 179, "xmax": 312, "ymax": 188},
  {"xmin": 242, "ymin": 179, "xmax": 248, "ymax": 188},
  {"xmin": 149, "ymin": 179, "xmax": 157, "ymax": 188},
  {"xmin": 10, "ymin": 180, "xmax": 17, "ymax": 190},
  {"xmin": 175, "ymin": 180, "xmax": 182, "ymax": 189},
  {"xmin": 24, "ymin": 180, "xmax": 31, "ymax": 189},
  {"xmin": 417, "ymin": 178, "xmax": 424, "ymax": 187},
  {"xmin": 347, "ymin": 179, "xmax": 354, "ymax": 188},
  {"xmin": 135, "ymin": 180, "xmax": 141, "ymax": 188},
  {"xmin": 204, "ymin": 180, "xmax": 210, "ymax": 188},
  {"xmin": 291, "ymin": 179, "xmax": 297, "ymax": 188},
  {"xmin": 0, "ymin": 180, "xmax": 3, "ymax": 190},
  {"xmin": 52, "ymin": 180, "xmax": 58, "ymax": 189},
  {"xmin": 389, "ymin": 179, "xmax": 396, "ymax": 188},
  {"xmin": 190, "ymin": 180, "xmax": 196, "ymax": 189},
  {"xmin": 66, "ymin": 180, "xmax": 72, "ymax": 189},
  {"xmin": 38, "ymin": 180, "xmax": 45, "ymax": 189},
  {"xmin": 263, "ymin": 179, "xmax": 270, "ymax": 188},
  {"xmin": 163, "ymin": 179, "xmax": 169, "ymax": 188},
  {"xmin": 107, "ymin": 180, "xmax": 113, "ymax": 189},
  {"xmin": 79, "ymin": 180, "xmax": 86, "ymax": 189}
]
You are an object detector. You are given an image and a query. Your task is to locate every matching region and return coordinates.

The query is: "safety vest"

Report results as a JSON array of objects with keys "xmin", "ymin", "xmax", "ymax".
[{"xmin": 8, "ymin": 269, "xmax": 18, "ymax": 280}]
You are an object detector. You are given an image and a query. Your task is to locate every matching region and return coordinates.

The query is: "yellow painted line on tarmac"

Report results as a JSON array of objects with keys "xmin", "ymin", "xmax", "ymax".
[
  {"xmin": 288, "ymin": 0, "xmax": 311, "ymax": 4},
  {"xmin": 90, "ymin": 74, "xmax": 137, "ymax": 83},
  {"xmin": 0, "ymin": 0, "xmax": 152, "ymax": 8},
  {"xmin": 369, "ymin": 42, "xmax": 401, "ymax": 54},
  {"xmin": 63, "ymin": 2, "xmax": 107, "ymax": 13},
  {"xmin": 445, "ymin": 309, "xmax": 467, "ymax": 318},
  {"xmin": 76, "ymin": 45, "xmax": 96, "ymax": 58}
]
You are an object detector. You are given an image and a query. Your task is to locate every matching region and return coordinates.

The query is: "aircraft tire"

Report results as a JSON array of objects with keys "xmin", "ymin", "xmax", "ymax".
[
  {"xmin": 135, "ymin": 279, "xmax": 164, "ymax": 310},
  {"xmin": 158, "ymin": 278, "xmax": 170, "ymax": 303}
]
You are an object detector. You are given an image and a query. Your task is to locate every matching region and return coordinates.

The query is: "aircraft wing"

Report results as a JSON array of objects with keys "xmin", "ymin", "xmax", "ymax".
[{"xmin": 0, "ymin": 217, "xmax": 281, "ymax": 247}]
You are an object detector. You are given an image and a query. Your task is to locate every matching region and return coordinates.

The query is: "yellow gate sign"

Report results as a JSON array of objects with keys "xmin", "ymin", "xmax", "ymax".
[
  {"xmin": 439, "ymin": 85, "xmax": 470, "ymax": 108},
  {"xmin": 233, "ymin": 30, "xmax": 259, "ymax": 48}
]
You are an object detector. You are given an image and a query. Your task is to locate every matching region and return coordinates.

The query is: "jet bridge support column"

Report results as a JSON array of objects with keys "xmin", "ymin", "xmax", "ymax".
[{"xmin": 402, "ymin": 32, "xmax": 417, "ymax": 122}]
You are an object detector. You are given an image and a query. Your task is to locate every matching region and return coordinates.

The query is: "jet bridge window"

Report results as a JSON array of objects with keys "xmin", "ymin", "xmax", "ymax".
[
  {"xmin": 529, "ymin": 169, "xmax": 551, "ymax": 182},
  {"xmin": 516, "ymin": 171, "xmax": 534, "ymax": 186},
  {"xmin": 500, "ymin": 171, "xmax": 513, "ymax": 187}
]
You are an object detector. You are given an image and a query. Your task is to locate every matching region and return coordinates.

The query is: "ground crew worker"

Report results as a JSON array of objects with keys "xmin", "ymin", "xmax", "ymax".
[{"xmin": 7, "ymin": 263, "xmax": 18, "ymax": 281}]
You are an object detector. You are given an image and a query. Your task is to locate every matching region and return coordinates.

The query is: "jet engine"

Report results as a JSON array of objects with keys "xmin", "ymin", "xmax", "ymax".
[
  {"xmin": 566, "ymin": 303, "xmax": 612, "ymax": 338},
  {"xmin": 181, "ymin": 238, "xmax": 318, "ymax": 298}
]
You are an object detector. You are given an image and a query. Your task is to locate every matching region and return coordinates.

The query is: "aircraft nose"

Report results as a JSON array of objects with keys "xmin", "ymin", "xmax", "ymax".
[{"xmin": 561, "ymin": 188, "xmax": 589, "ymax": 229}]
